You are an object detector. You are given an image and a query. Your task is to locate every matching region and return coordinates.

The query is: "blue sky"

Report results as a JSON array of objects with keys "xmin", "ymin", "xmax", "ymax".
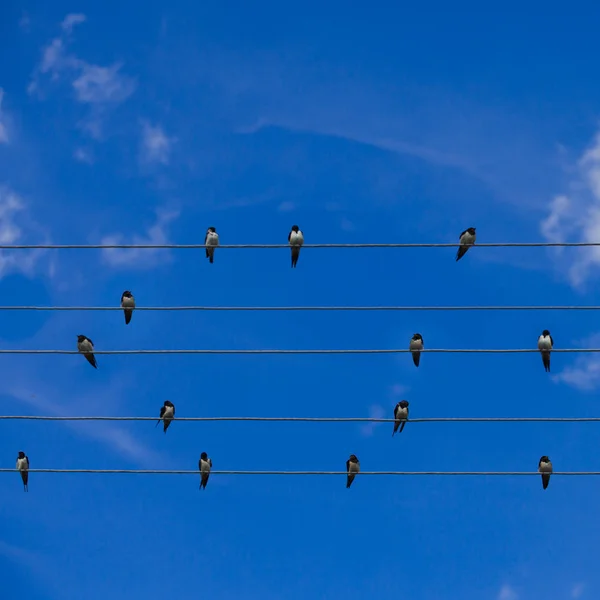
[{"xmin": 2, "ymin": 3, "xmax": 600, "ymax": 599}]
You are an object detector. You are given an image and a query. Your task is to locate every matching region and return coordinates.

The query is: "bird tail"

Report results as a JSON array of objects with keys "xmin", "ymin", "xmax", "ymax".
[
  {"xmin": 542, "ymin": 474, "xmax": 550, "ymax": 490},
  {"xmin": 155, "ymin": 419, "xmax": 161, "ymax": 428},
  {"xmin": 392, "ymin": 424, "xmax": 398, "ymax": 437},
  {"xmin": 291, "ymin": 247, "xmax": 300, "ymax": 268},
  {"xmin": 456, "ymin": 246, "xmax": 468, "ymax": 261},
  {"xmin": 399, "ymin": 421, "xmax": 406, "ymax": 434},
  {"xmin": 542, "ymin": 352, "xmax": 551, "ymax": 372},
  {"xmin": 164, "ymin": 420, "xmax": 171, "ymax": 434},
  {"xmin": 21, "ymin": 471, "xmax": 28, "ymax": 490},
  {"xmin": 412, "ymin": 352, "xmax": 420, "ymax": 367},
  {"xmin": 346, "ymin": 474, "xmax": 355, "ymax": 488},
  {"xmin": 124, "ymin": 309, "xmax": 132, "ymax": 325},
  {"xmin": 86, "ymin": 354, "xmax": 97, "ymax": 369},
  {"xmin": 209, "ymin": 249, "xmax": 214, "ymax": 264},
  {"xmin": 200, "ymin": 473, "xmax": 209, "ymax": 489}
]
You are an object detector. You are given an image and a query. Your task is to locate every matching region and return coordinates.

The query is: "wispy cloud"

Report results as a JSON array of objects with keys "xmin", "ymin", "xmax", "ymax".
[
  {"xmin": 360, "ymin": 404, "xmax": 386, "ymax": 437},
  {"xmin": 0, "ymin": 186, "xmax": 51, "ymax": 279},
  {"xmin": 73, "ymin": 147, "xmax": 94, "ymax": 164},
  {"xmin": 29, "ymin": 14, "xmax": 136, "ymax": 139},
  {"xmin": 553, "ymin": 333, "xmax": 600, "ymax": 391},
  {"xmin": 571, "ymin": 583, "xmax": 585, "ymax": 598},
  {"xmin": 0, "ymin": 88, "xmax": 9, "ymax": 144},
  {"xmin": 61, "ymin": 13, "xmax": 86, "ymax": 34},
  {"xmin": 540, "ymin": 128, "xmax": 600, "ymax": 287},
  {"xmin": 101, "ymin": 207, "xmax": 180, "ymax": 269},
  {"xmin": 497, "ymin": 583, "xmax": 518, "ymax": 600},
  {"xmin": 277, "ymin": 201, "xmax": 296, "ymax": 213},
  {"xmin": 139, "ymin": 121, "xmax": 175, "ymax": 165}
]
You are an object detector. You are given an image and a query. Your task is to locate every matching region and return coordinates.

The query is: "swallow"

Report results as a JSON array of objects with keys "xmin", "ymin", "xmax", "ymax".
[
  {"xmin": 205, "ymin": 227, "xmax": 219, "ymax": 264},
  {"xmin": 456, "ymin": 227, "xmax": 476, "ymax": 261},
  {"xmin": 156, "ymin": 400, "xmax": 175, "ymax": 433},
  {"xmin": 409, "ymin": 333, "xmax": 424, "ymax": 367},
  {"xmin": 346, "ymin": 454, "xmax": 360, "ymax": 488},
  {"xmin": 77, "ymin": 335, "xmax": 97, "ymax": 369},
  {"xmin": 120, "ymin": 290, "xmax": 135, "ymax": 325},
  {"xmin": 538, "ymin": 455, "xmax": 553, "ymax": 490},
  {"xmin": 16, "ymin": 451, "xmax": 29, "ymax": 492},
  {"xmin": 288, "ymin": 225, "xmax": 304, "ymax": 268},
  {"xmin": 393, "ymin": 400, "xmax": 410, "ymax": 436},
  {"xmin": 537, "ymin": 330, "xmax": 554, "ymax": 372},
  {"xmin": 199, "ymin": 452, "xmax": 212, "ymax": 490}
]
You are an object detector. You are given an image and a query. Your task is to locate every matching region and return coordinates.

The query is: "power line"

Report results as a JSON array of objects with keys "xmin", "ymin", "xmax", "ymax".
[
  {"xmin": 0, "ymin": 348, "xmax": 596, "ymax": 354},
  {"xmin": 0, "ymin": 305, "xmax": 599, "ymax": 312},
  {"xmin": 2, "ymin": 415, "xmax": 600, "ymax": 423},
  {"xmin": 0, "ymin": 469, "xmax": 597, "ymax": 476},
  {"xmin": 0, "ymin": 242, "xmax": 599, "ymax": 249}
]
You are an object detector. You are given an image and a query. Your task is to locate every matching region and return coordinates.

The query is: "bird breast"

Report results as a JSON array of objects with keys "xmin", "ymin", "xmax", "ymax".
[
  {"xmin": 289, "ymin": 232, "xmax": 304, "ymax": 246},
  {"xmin": 462, "ymin": 232, "xmax": 476, "ymax": 244},
  {"xmin": 396, "ymin": 407, "xmax": 408, "ymax": 420},
  {"xmin": 409, "ymin": 339, "xmax": 423, "ymax": 351},
  {"xmin": 537, "ymin": 337, "xmax": 552, "ymax": 350},
  {"xmin": 78, "ymin": 340, "xmax": 92, "ymax": 352},
  {"xmin": 122, "ymin": 297, "xmax": 135, "ymax": 308},
  {"xmin": 16, "ymin": 459, "xmax": 27, "ymax": 470},
  {"xmin": 206, "ymin": 233, "xmax": 219, "ymax": 246},
  {"xmin": 163, "ymin": 406, "xmax": 174, "ymax": 419},
  {"xmin": 539, "ymin": 462, "xmax": 552, "ymax": 473},
  {"xmin": 348, "ymin": 462, "xmax": 360, "ymax": 474},
  {"xmin": 200, "ymin": 460, "xmax": 211, "ymax": 472}
]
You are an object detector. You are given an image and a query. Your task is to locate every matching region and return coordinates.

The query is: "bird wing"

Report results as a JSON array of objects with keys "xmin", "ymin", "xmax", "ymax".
[
  {"xmin": 287, "ymin": 231, "xmax": 292, "ymax": 242},
  {"xmin": 25, "ymin": 457, "xmax": 29, "ymax": 468},
  {"xmin": 346, "ymin": 459, "xmax": 350, "ymax": 472},
  {"xmin": 459, "ymin": 229, "xmax": 468, "ymax": 239},
  {"xmin": 159, "ymin": 406, "xmax": 166, "ymax": 418},
  {"xmin": 550, "ymin": 335, "xmax": 554, "ymax": 346},
  {"xmin": 204, "ymin": 232, "xmax": 209, "ymax": 244},
  {"xmin": 209, "ymin": 459, "xmax": 212, "ymax": 468}
]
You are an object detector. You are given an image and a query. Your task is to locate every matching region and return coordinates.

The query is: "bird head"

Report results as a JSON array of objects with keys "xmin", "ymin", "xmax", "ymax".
[
  {"xmin": 412, "ymin": 333, "xmax": 422, "ymax": 340},
  {"xmin": 200, "ymin": 452, "xmax": 208, "ymax": 460},
  {"xmin": 208, "ymin": 227, "xmax": 216, "ymax": 233},
  {"xmin": 17, "ymin": 451, "xmax": 25, "ymax": 459},
  {"xmin": 348, "ymin": 454, "xmax": 358, "ymax": 462},
  {"xmin": 77, "ymin": 335, "xmax": 86, "ymax": 342},
  {"xmin": 164, "ymin": 400, "xmax": 174, "ymax": 407},
  {"xmin": 399, "ymin": 400, "xmax": 409, "ymax": 408},
  {"xmin": 291, "ymin": 225, "xmax": 300, "ymax": 232},
  {"xmin": 467, "ymin": 227, "xmax": 476, "ymax": 234},
  {"xmin": 540, "ymin": 455, "xmax": 550, "ymax": 463},
  {"xmin": 122, "ymin": 290, "xmax": 132, "ymax": 298}
]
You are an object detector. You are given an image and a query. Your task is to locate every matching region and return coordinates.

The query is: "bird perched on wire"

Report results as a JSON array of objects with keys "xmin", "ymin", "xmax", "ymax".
[
  {"xmin": 16, "ymin": 451, "xmax": 29, "ymax": 492},
  {"xmin": 346, "ymin": 454, "xmax": 360, "ymax": 488},
  {"xmin": 205, "ymin": 227, "xmax": 219, "ymax": 264},
  {"xmin": 393, "ymin": 400, "xmax": 409, "ymax": 436},
  {"xmin": 409, "ymin": 333, "xmax": 424, "ymax": 367},
  {"xmin": 456, "ymin": 227, "xmax": 476, "ymax": 261},
  {"xmin": 288, "ymin": 225, "xmax": 304, "ymax": 268},
  {"xmin": 199, "ymin": 452, "xmax": 212, "ymax": 490},
  {"xmin": 120, "ymin": 290, "xmax": 135, "ymax": 325},
  {"xmin": 156, "ymin": 400, "xmax": 175, "ymax": 433},
  {"xmin": 537, "ymin": 330, "xmax": 554, "ymax": 372},
  {"xmin": 77, "ymin": 335, "xmax": 97, "ymax": 369},
  {"xmin": 538, "ymin": 455, "xmax": 553, "ymax": 490}
]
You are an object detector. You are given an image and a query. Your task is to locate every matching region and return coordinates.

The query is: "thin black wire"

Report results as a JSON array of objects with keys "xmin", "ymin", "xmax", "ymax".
[
  {"xmin": 2, "ymin": 416, "xmax": 600, "ymax": 423},
  {"xmin": 0, "ymin": 469, "xmax": 595, "ymax": 476},
  {"xmin": 0, "ymin": 348, "xmax": 595, "ymax": 354},
  {"xmin": 0, "ymin": 242, "xmax": 599, "ymax": 249},
  {"xmin": 0, "ymin": 305, "xmax": 598, "ymax": 311}
]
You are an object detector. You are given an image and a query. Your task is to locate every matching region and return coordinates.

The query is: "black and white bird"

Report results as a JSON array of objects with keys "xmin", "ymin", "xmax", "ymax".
[
  {"xmin": 16, "ymin": 451, "xmax": 29, "ymax": 492},
  {"xmin": 204, "ymin": 227, "xmax": 219, "ymax": 264},
  {"xmin": 346, "ymin": 454, "xmax": 360, "ymax": 489},
  {"xmin": 537, "ymin": 330, "xmax": 554, "ymax": 373},
  {"xmin": 409, "ymin": 333, "xmax": 424, "ymax": 367},
  {"xmin": 456, "ymin": 227, "xmax": 476, "ymax": 261},
  {"xmin": 288, "ymin": 225, "xmax": 304, "ymax": 268},
  {"xmin": 393, "ymin": 400, "xmax": 410, "ymax": 436},
  {"xmin": 156, "ymin": 400, "xmax": 175, "ymax": 433},
  {"xmin": 77, "ymin": 335, "xmax": 97, "ymax": 369},
  {"xmin": 538, "ymin": 455, "xmax": 553, "ymax": 490},
  {"xmin": 120, "ymin": 290, "xmax": 135, "ymax": 325},
  {"xmin": 199, "ymin": 452, "xmax": 212, "ymax": 490}
]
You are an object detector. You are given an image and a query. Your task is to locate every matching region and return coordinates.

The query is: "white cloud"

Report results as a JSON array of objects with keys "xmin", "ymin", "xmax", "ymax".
[
  {"xmin": 0, "ymin": 88, "xmax": 9, "ymax": 144},
  {"xmin": 360, "ymin": 404, "xmax": 385, "ymax": 437},
  {"xmin": 541, "ymin": 129, "xmax": 600, "ymax": 287},
  {"xmin": 553, "ymin": 333, "xmax": 600, "ymax": 391},
  {"xmin": 73, "ymin": 147, "xmax": 94, "ymax": 164},
  {"xmin": 139, "ymin": 122, "xmax": 174, "ymax": 165},
  {"xmin": 61, "ymin": 13, "xmax": 86, "ymax": 34},
  {"xmin": 29, "ymin": 15, "xmax": 136, "ymax": 138},
  {"xmin": 571, "ymin": 583, "xmax": 585, "ymax": 598},
  {"xmin": 497, "ymin": 584, "xmax": 518, "ymax": 600},
  {"xmin": 0, "ymin": 186, "xmax": 50, "ymax": 279},
  {"xmin": 101, "ymin": 207, "xmax": 180, "ymax": 269},
  {"xmin": 277, "ymin": 201, "xmax": 296, "ymax": 212}
]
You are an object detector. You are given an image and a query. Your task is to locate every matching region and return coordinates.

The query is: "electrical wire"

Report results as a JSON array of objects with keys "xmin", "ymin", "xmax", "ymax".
[
  {"xmin": 0, "ymin": 242, "xmax": 599, "ymax": 249},
  {"xmin": 0, "ymin": 469, "xmax": 597, "ymax": 476},
  {"xmin": 2, "ymin": 416, "xmax": 600, "ymax": 423},
  {"xmin": 0, "ymin": 305, "xmax": 598, "ymax": 311}
]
